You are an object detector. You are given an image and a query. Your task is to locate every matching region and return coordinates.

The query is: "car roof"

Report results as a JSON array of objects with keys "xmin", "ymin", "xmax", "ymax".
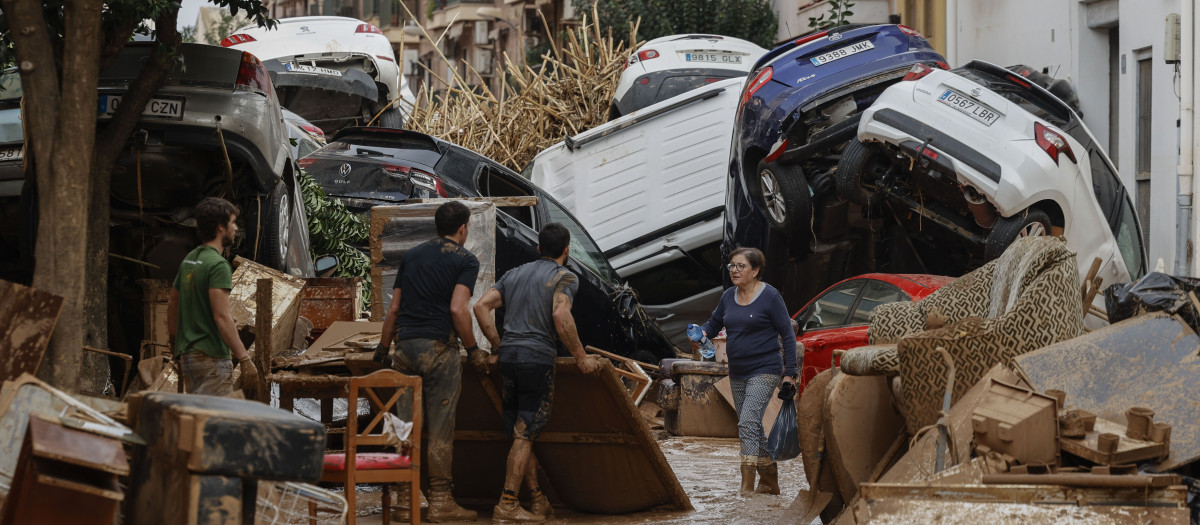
[{"xmin": 236, "ymin": 16, "xmax": 365, "ymax": 33}]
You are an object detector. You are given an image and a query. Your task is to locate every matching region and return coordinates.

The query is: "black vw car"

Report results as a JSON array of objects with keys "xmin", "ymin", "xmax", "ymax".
[{"xmin": 301, "ymin": 127, "xmax": 679, "ymax": 362}]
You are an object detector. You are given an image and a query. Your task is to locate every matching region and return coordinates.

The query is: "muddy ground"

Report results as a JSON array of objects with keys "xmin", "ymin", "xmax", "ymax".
[{"xmin": 344, "ymin": 437, "xmax": 815, "ymax": 524}]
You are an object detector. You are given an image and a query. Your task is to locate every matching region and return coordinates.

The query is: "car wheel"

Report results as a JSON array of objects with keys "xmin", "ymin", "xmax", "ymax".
[
  {"xmin": 836, "ymin": 139, "xmax": 889, "ymax": 209},
  {"xmin": 755, "ymin": 159, "xmax": 812, "ymax": 234},
  {"xmin": 376, "ymin": 106, "xmax": 404, "ymax": 129},
  {"xmin": 984, "ymin": 208, "xmax": 1051, "ymax": 260},
  {"xmin": 249, "ymin": 179, "xmax": 291, "ymax": 270}
]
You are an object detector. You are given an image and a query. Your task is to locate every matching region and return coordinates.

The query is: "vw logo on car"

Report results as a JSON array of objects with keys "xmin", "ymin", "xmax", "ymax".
[{"xmin": 339, "ymin": 163, "xmax": 351, "ymax": 176}]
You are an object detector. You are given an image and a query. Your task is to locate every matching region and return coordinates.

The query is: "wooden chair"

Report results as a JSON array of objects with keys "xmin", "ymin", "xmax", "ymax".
[{"xmin": 317, "ymin": 369, "xmax": 422, "ymax": 525}]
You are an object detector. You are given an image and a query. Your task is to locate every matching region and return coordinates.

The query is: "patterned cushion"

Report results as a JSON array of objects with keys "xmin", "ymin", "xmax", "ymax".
[
  {"xmin": 839, "ymin": 345, "xmax": 900, "ymax": 376},
  {"xmin": 322, "ymin": 452, "xmax": 411, "ymax": 471},
  {"xmin": 895, "ymin": 237, "xmax": 1083, "ymax": 434}
]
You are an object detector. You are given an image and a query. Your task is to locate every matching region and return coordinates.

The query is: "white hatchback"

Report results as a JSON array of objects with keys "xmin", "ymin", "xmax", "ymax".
[
  {"xmin": 611, "ymin": 34, "xmax": 764, "ymax": 118},
  {"xmin": 222, "ymin": 16, "xmax": 416, "ymax": 132},
  {"xmin": 837, "ymin": 60, "xmax": 1146, "ymax": 297}
]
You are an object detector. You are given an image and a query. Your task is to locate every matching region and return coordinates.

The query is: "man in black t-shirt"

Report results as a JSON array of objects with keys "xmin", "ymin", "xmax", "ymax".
[{"xmin": 377, "ymin": 201, "xmax": 481, "ymax": 522}]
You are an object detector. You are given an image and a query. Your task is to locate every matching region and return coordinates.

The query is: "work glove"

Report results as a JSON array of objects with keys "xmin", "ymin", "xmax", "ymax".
[
  {"xmin": 777, "ymin": 379, "xmax": 797, "ymax": 401},
  {"xmin": 238, "ymin": 357, "xmax": 260, "ymax": 400},
  {"xmin": 372, "ymin": 343, "xmax": 392, "ymax": 368}
]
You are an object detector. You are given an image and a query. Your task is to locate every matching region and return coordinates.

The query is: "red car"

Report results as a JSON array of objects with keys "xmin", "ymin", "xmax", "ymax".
[{"xmin": 792, "ymin": 273, "xmax": 954, "ymax": 392}]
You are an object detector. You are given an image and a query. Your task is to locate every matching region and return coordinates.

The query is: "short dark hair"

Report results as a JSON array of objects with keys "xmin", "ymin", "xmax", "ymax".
[
  {"xmin": 435, "ymin": 201, "xmax": 471, "ymax": 236},
  {"xmin": 538, "ymin": 222, "xmax": 570, "ymax": 259},
  {"xmin": 195, "ymin": 197, "xmax": 239, "ymax": 242},
  {"xmin": 729, "ymin": 247, "xmax": 766, "ymax": 280}
]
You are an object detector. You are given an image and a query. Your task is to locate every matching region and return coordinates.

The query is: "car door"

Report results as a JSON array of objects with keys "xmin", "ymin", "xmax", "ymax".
[{"xmin": 795, "ymin": 279, "xmax": 912, "ymax": 390}]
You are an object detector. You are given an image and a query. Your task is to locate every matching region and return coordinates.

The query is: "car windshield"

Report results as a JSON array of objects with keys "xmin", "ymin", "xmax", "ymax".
[
  {"xmin": 956, "ymin": 68, "xmax": 1072, "ymax": 128},
  {"xmin": 543, "ymin": 198, "xmax": 620, "ymax": 284},
  {"xmin": 320, "ymin": 134, "xmax": 442, "ymax": 167},
  {"xmin": 1115, "ymin": 196, "xmax": 1147, "ymax": 279},
  {"xmin": 0, "ymin": 70, "xmax": 22, "ymax": 102}
]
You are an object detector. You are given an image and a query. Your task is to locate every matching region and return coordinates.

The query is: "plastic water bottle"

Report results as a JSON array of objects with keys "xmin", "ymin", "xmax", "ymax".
[{"xmin": 687, "ymin": 324, "xmax": 716, "ymax": 359}]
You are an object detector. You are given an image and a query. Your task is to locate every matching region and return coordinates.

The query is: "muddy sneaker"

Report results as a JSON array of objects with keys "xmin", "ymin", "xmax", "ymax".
[
  {"xmin": 530, "ymin": 492, "xmax": 553, "ymax": 517},
  {"xmin": 427, "ymin": 490, "xmax": 477, "ymax": 522},
  {"xmin": 492, "ymin": 500, "xmax": 545, "ymax": 523}
]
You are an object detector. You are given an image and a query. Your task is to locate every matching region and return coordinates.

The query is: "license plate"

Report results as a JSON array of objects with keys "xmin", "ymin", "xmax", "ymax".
[
  {"xmin": 97, "ymin": 95, "xmax": 185, "ymax": 120},
  {"xmin": 682, "ymin": 51, "xmax": 745, "ymax": 64},
  {"xmin": 284, "ymin": 63, "xmax": 343, "ymax": 77},
  {"xmin": 809, "ymin": 40, "xmax": 875, "ymax": 66},
  {"xmin": 0, "ymin": 146, "xmax": 21, "ymax": 162},
  {"xmin": 938, "ymin": 89, "xmax": 1001, "ymax": 126}
]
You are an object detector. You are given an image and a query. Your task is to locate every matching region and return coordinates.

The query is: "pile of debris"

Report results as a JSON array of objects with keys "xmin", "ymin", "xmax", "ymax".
[{"xmin": 403, "ymin": 5, "xmax": 639, "ymax": 172}]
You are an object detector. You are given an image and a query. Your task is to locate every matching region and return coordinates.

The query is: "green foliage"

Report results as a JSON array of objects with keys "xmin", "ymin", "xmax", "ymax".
[
  {"xmin": 181, "ymin": 25, "xmax": 198, "ymax": 44},
  {"xmin": 298, "ymin": 171, "xmax": 372, "ymax": 305},
  {"xmin": 577, "ymin": 0, "xmax": 779, "ymax": 49},
  {"xmin": 200, "ymin": 8, "xmax": 245, "ymax": 46},
  {"xmin": 808, "ymin": 0, "xmax": 855, "ymax": 30}
]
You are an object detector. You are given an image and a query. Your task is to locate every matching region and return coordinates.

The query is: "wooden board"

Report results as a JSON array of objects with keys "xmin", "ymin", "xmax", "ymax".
[
  {"xmin": 450, "ymin": 357, "xmax": 691, "ymax": 514},
  {"xmin": 368, "ymin": 202, "xmax": 497, "ymax": 351},
  {"xmin": 306, "ymin": 321, "xmax": 383, "ymax": 354},
  {"xmin": 229, "ymin": 257, "xmax": 305, "ymax": 357},
  {"xmin": 0, "ymin": 280, "xmax": 64, "ymax": 382},
  {"xmin": 1059, "ymin": 417, "xmax": 1169, "ymax": 465},
  {"xmin": 1013, "ymin": 313, "xmax": 1200, "ymax": 470}
]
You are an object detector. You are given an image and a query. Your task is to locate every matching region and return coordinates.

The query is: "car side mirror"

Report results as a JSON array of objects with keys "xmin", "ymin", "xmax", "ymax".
[{"xmin": 315, "ymin": 255, "xmax": 340, "ymax": 278}]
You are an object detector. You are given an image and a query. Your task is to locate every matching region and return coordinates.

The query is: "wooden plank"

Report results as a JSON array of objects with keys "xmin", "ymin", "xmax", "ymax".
[
  {"xmin": 253, "ymin": 279, "xmax": 272, "ymax": 401},
  {"xmin": 229, "ymin": 257, "xmax": 304, "ymax": 357},
  {"xmin": 585, "ymin": 345, "xmax": 660, "ymax": 372},
  {"xmin": 0, "ymin": 280, "xmax": 64, "ymax": 382},
  {"xmin": 28, "ymin": 416, "xmax": 129, "ymax": 475}
]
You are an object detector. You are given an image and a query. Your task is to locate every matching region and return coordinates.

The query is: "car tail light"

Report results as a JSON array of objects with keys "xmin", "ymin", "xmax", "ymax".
[
  {"xmin": 898, "ymin": 25, "xmax": 923, "ymax": 38},
  {"xmin": 794, "ymin": 30, "xmax": 829, "ymax": 46},
  {"xmin": 740, "ymin": 66, "xmax": 773, "ymax": 112},
  {"xmin": 356, "ymin": 24, "xmax": 383, "ymax": 34},
  {"xmin": 936, "ymin": 61, "xmax": 950, "ymax": 70},
  {"xmin": 901, "ymin": 63, "xmax": 934, "ymax": 82},
  {"xmin": 376, "ymin": 55, "xmax": 395, "ymax": 62},
  {"xmin": 236, "ymin": 52, "xmax": 271, "ymax": 94},
  {"xmin": 704, "ymin": 78, "xmax": 723, "ymax": 84},
  {"xmin": 301, "ymin": 123, "xmax": 325, "ymax": 138},
  {"xmin": 382, "ymin": 164, "xmax": 411, "ymax": 176},
  {"xmin": 1034, "ymin": 122, "xmax": 1076, "ymax": 165},
  {"xmin": 1006, "ymin": 74, "xmax": 1032, "ymax": 88},
  {"xmin": 637, "ymin": 49, "xmax": 660, "ymax": 61},
  {"xmin": 220, "ymin": 34, "xmax": 256, "ymax": 47},
  {"xmin": 408, "ymin": 170, "xmax": 447, "ymax": 197},
  {"xmin": 298, "ymin": 158, "xmax": 317, "ymax": 169}
]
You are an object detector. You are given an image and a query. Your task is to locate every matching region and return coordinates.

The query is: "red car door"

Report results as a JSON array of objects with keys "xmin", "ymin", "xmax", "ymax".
[{"xmin": 795, "ymin": 279, "xmax": 914, "ymax": 393}]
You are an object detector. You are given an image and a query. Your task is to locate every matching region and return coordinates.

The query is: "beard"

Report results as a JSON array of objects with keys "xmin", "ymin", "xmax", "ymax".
[{"xmin": 221, "ymin": 230, "xmax": 236, "ymax": 249}]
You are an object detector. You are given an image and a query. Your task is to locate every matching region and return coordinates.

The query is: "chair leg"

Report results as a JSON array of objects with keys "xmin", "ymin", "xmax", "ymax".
[
  {"xmin": 345, "ymin": 478, "xmax": 356, "ymax": 525},
  {"xmin": 382, "ymin": 484, "xmax": 391, "ymax": 524},
  {"xmin": 308, "ymin": 501, "xmax": 317, "ymax": 525},
  {"xmin": 410, "ymin": 480, "xmax": 420, "ymax": 525}
]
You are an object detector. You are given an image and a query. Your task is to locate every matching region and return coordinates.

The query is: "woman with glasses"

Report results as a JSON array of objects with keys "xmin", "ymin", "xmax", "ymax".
[{"xmin": 692, "ymin": 246, "xmax": 798, "ymax": 496}]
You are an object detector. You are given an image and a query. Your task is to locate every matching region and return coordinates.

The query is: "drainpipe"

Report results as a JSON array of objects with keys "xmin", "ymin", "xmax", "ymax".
[
  {"xmin": 945, "ymin": 0, "xmax": 957, "ymax": 66},
  {"xmin": 1181, "ymin": 3, "xmax": 1194, "ymax": 276}
]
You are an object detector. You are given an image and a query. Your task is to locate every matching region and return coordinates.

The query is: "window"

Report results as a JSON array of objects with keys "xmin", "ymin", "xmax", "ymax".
[
  {"xmin": 957, "ymin": 68, "xmax": 1072, "ymax": 127},
  {"xmin": 798, "ymin": 280, "xmax": 864, "ymax": 331},
  {"xmin": 625, "ymin": 250, "xmax": 722, "ymax": 306},
  {"xmin": 478, "ymin": 166, "xmax": 535, "ymax": 228},
  {"xmin": 543, "ymin": 198, "xmax": 620, "ymax": 284},
  {"xmin": 1089, "ymin": 149, "xmax": 1125, "ymax": 231},
  {"xmin": 849, "ymin": 281, "xmax": 909, "ymax": 324},
  {"xmin": 1116, "ymin": 195, "xmax": 1147, "ymax": 279}
]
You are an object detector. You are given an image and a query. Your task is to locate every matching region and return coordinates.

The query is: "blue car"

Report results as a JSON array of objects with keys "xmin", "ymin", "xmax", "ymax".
[{"xmin": 724, "ymin": 24, "xmax": 946, "ymax": 305}]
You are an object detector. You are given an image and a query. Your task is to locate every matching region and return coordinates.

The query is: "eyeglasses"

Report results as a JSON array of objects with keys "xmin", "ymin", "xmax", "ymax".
[{"xmin": 727, "ymin": 263, "xmax": 748, "ymax": 272}]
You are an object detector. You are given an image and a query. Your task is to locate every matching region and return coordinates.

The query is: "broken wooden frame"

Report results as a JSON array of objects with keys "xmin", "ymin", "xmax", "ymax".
[{"xmin": 0, "ymin": 279, "xmax": 63, "ymax": 383}]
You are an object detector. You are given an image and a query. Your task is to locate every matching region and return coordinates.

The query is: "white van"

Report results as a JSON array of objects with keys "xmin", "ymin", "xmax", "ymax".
[{"xmin": 524, "ymin": 78, "xmax": 743, "ymax": 349}]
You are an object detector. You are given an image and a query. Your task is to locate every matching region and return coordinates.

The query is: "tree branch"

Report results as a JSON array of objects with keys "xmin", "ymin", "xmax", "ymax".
[{"xmin": 98, "ymin": 18, "xmax": 140, "ymax": 72}]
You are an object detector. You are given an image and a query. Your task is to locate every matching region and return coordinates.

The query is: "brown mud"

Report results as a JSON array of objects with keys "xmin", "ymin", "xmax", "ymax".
[{"xmin": 346, "ymin": 437, "xmax": 815, "ymax": 524}]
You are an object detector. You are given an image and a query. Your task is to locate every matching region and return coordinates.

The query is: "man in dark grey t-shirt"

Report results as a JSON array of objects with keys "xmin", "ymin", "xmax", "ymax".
[{"xmin": 474, "ymin": 223, "xmax": 598, "ymax": 523}]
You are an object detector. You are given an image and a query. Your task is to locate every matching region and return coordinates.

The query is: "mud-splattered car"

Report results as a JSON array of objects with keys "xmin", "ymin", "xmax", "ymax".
[{"xmin": 300, "ymin": 127, "xmax": 680, "ymax": 362}]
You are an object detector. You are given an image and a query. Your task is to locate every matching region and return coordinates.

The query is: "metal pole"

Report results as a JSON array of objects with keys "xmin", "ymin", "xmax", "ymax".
[{"xmin": 1180, "ymin": 3, "xmax": 1194, "ymax": 275}]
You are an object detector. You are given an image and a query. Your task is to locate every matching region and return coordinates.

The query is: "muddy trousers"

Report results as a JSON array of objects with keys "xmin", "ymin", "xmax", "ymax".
[
  {"xmin": 731, "ymin": 373, "xmax": 780, "ymax": 462},
  {"xmin": 178, "ymin": 352, "xmax": 233, "ymax": 396},
  {"xmin": 391, "ymin": 338, "xmax": 462, "ymax": 493}
]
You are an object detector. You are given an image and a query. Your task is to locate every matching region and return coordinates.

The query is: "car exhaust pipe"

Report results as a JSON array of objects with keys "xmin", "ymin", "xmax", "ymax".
[{"xmin": 962, "ymin": 185, "xmax": 997, "ymax": 228}]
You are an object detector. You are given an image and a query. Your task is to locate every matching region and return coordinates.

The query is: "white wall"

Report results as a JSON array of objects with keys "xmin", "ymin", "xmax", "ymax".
[
  {"xmin": 952, "ymin": 0, "xmax": 1181, "ymax": 272},
  {"xmin": 774, "ymin": 0, "xmax": 892, "ymax": 42}
]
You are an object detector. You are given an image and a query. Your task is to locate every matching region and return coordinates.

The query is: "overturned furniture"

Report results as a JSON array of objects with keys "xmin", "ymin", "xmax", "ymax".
[
  {"xmin": 656, "ymin": 359, "xmax": 737, "ymax": 438},
  {"xmin": 127, "ymin": 393, "xmax": 326, "ymax": 524},
  {"xmin": 796, "ymin": 236, "xmax": 1085, "ymax": 519}
]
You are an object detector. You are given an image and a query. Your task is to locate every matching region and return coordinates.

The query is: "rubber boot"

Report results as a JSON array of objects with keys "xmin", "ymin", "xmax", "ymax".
[
  {"xmin": 427, "ymin": 490, "xmax": 477, "ymax": 522},
  {"xmin": 391, "ymin": 485, "xmax": 427, "ymax": 521},
  {"xmin": 755, "ymin": 462, "xmax": 780, "ymax": 495},
  {"xmin": 530, "ymin": 489, "xmax": 553, "ymax": 517},
  {"xmin": 739, "ymin": 462, "xmax": 757, "ymax": 496},
  {"xmin": 492, "ymin": 499, "xmax": 545, "ymax": 523}
]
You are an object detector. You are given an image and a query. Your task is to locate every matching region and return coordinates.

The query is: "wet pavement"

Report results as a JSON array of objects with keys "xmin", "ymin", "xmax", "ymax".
[{"xmin": 350, "ymin": 437, "xmax": 815, "ymax": 524}]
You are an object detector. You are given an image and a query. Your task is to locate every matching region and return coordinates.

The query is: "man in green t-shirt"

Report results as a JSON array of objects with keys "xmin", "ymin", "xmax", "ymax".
[{"xmin": 167, "ymin": 197, "xmax": 259, "ymax": 396}]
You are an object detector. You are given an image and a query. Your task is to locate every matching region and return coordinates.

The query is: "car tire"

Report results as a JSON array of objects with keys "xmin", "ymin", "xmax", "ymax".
[
  {"xmin": 376, "ymin": 106, "xmax": 404, "ymax": 129},
  {"xmin": 836, "ymin": 139, "xmax": 888, "ymax": 209},
  {"xmin": 755, "ymin": 159, "xmax": 812, "ymax": 234},
  {"xmin": 249, "ymin": 179, "xmax": 291, "ymax": 270},
  {"xmin": 984, "ymin": 208, "xmax": 1051, "ymax": 261}
]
